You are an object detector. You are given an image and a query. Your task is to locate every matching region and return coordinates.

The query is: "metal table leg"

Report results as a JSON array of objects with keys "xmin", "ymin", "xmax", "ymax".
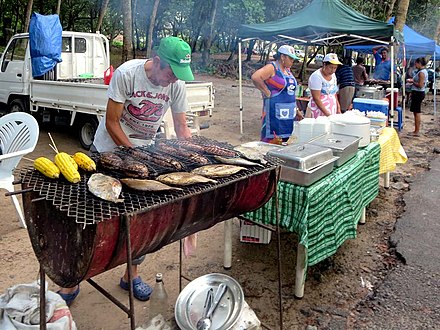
[
  {"xmin": 223, "ymin": 220, "xmax": 233, "ymax": 270},
  {"xmin": 39, "ymin": 265, "xmax": 47, "ymax": 330},
  {"xmin": 359, "ymin": 207, "xmax": 366, "ymax": 224},
  {"xmin": 294, "ymin": 243, "xmax": 306, "ymax": 299}
]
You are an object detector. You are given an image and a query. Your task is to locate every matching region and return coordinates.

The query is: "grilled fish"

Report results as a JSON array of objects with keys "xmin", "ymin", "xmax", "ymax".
[
  {"xmin": 171, "ymin": 139, "xmax": 237, "ymax": 157},
  {"xmin": 120, "ymin": 178, "xmax": 183, "ymax": 192},
  {"xmin": 156, "ymin": 172, "xmax": 217, "ymax": 186},
  {"xmin": 233, "ymin": 146, "xmax": 268, "ymax": 165},
  {"xmin": 214, "ymin": 155, "xmax": 263, "ymax": 167},
  {"xmin": 156, "ymin": 142, "xmax": 209, "ymax": 165},
  {"xmin": 191, "ymin": 164, "xmax": 246, "ymax": 178},
  {"xmin": 99, "ymin": 152, "xmax": 124, "ymax": 170},
  {"xmin": 120, "ymin": 160, "xmax": 149, "ymax": 178},
  {"xmin": 87, "ymin": 173, "xmax": 124, "ymax": 203},
  {"xmin": 122, "ymin": 146, "xmax": 183, "ymax": 170}
]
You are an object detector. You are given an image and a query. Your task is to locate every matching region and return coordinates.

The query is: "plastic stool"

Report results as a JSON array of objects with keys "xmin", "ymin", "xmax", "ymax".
[{"xmin": 388, "ymin": 106, "xmax": 403, "ymax": 131}]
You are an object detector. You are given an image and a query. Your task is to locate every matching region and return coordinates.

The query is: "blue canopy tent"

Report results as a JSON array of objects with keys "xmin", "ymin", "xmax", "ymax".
[{"xmin": 346, "ymin": 18, "xmax": 439, "ymax": 114}]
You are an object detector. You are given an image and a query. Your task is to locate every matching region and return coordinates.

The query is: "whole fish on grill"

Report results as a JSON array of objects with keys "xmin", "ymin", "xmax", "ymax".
[
  {"xmin": 156, "ymin": 172, "xmax": 217, "ymax": 186},
  {"xmin": 87, "ymin": 173, "xmax": 124, "ymax": 203},
  {"xmin": 214, "ymin": 155, "xmax": 263, "ymax": 167},
  {"xmin": 120, "ymin": 160, "xmax": 149, "ymax": 178},
  {"xmin": 99, "ymin": 152, "xmax": 124, "ymax": 170},
  {"xmin": 156, "ymin": 142, "xmax": 209, "ymax": 165},
  {"xmin": 233, "ymin": 146, "xmax": 268, "ymax": 165},
  {"xmin": 169, "ymin": 139, "xmax": 237, "ymax": 157},
  {"xmin": 120, "ymin": 178, "xmax": 183, "ymax": 191},
  {"xmin": 121, "ymin": 146, "xmax": 183, "ymax": 170},
  {"xmin": 163, "ymin": 139, "xmax": 206, "ymax": 153},
  {"xmin": 191, "ymin": 164, "xmax": 246, "ymax": 178}
]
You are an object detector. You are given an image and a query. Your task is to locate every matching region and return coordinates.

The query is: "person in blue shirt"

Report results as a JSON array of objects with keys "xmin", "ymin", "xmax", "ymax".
[
  {"xmin": 372, "ymin": 46, "xmax": 392, "ymax": 81},
  {"xmin": 335, "ymin": 56, "xmax": 355, "ymax": 112}
]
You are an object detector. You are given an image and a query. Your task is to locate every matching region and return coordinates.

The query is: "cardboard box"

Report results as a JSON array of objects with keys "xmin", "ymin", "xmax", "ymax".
[{"xmin": 240, "ymin": 220, "xmax": 272, "ymax": 244}]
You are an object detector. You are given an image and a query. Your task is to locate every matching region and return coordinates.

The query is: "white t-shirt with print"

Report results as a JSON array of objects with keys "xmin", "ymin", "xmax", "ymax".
[
  {"xmin": 94, "ymin": 59, "xmax": 187, "ymax": 152},
  {"xmin": 308, "ymin": 69, "xmax": 338, "ymax": 95}
]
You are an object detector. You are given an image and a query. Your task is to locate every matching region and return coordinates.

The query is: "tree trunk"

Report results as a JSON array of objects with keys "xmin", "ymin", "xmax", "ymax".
[
  {"xmin": 146, "ymin": 0, "xmax": 160, "ymax": 58},
  {"xmin": 245, "ymin": 39, "xmax": 256, "ymax": 62},
  {"xmin": 436, "ymin": 19, "xmax": 440, "ymax": 44},
  {"xmin": 56, "ymin": 0, "xmax": 61, "ymax": 15},
  {"xmin": 122, "ymin": 0, "xmax": 133, "ymax": 62},
  {"xmin": 96, "ymin": 0, "xmax": 109, "ymax": 33},
  {"xmin": 201, "ymin": 0, "xmax": 218, "ymax": 66},
  {"xmin": 24, "ymin": 0, "xmax": 33, "ymax": 32},
  {"xmin": 385, "ymin": 0, "xmax": 397, "ymax": 21},
  {"xmin": 394, "ymin": 0, "xmax": 410, "ymax": 32}
]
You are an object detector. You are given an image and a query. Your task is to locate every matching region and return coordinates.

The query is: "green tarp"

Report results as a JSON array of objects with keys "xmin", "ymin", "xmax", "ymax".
[{"xmin": 239, "ymin": 0, "xmax": 395, "ymax": 44}]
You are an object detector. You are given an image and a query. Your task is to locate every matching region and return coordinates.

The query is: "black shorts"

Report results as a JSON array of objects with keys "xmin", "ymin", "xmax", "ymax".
[{"xmin": 410, "ymin": 90, "xmax": 425, "ymax": 113}]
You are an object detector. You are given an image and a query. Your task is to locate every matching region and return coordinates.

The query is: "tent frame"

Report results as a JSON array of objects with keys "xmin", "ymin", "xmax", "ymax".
[{"xmin": 238, "ymin": 34, "xmax": 396, "ymax": 134}]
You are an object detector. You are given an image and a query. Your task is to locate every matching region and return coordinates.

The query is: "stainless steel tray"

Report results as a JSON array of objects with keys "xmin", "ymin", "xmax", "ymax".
[
  {"xmin": 175, "ymin": 273, "xmax": 244, "ymax": 330},
  {"xmin": 279, "ymin": 156, "xmax": 339, "ymax": 186},
  {"xmin": 268, "ymin": 143, "xmax": 334, "ymax": 171},
  {"xmin": 308, "ymin": 133, "xmax": 361, "ymax": 167}
]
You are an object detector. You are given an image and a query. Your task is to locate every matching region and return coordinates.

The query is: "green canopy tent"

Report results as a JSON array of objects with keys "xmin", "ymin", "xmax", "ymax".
[{"xmin": 237, "ymin": 0, "xmax": 399, "ymax": 133}]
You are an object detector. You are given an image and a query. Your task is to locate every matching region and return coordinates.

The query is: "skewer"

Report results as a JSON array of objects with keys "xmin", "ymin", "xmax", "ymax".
[
  {"xmin": 48, "ymin": 144, "xmax": 58, "ymax": 154},
  {"xmin": 48, "ymin": 133, "xmax": 59, "ymax": 153},
  {"xmin": 5, "ymin": 188, "xmax": 34, "ymax": 196},
  {"xmin": 22, "ymin": 156, "xmax": 35, "ymax": 162}
]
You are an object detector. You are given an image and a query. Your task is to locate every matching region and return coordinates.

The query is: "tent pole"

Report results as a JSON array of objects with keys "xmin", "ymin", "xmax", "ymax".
[
  {"xmin": 390, "ymin": 42, "xmax": 394, "ymax": 128},
  {"xmin": 434, "ymin": 52, "xmax": 437, "ymax": 115},
  {"xmin": 239, "ymin": 41, "xmax": 243, "ymax": 134}
]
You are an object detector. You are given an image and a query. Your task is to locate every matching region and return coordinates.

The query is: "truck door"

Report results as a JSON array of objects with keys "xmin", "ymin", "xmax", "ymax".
[{"xmin": 0, "ymin": 37, "xmax": 28, "ymax": 103}]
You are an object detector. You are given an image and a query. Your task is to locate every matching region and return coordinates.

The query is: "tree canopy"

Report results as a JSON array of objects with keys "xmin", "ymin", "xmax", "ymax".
[{"xmin": 0, "ymin": 0, "xmax": 438, "ymax": 57}]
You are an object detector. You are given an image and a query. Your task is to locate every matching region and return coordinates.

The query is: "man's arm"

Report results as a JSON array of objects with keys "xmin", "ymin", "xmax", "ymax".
[
  {"xmin": 172, "ymin": 112, "xmax": 192, "ymax": 139},
  {"xmin": 105, "ymin": 98, "xmax": 133, "ymax": 147}
]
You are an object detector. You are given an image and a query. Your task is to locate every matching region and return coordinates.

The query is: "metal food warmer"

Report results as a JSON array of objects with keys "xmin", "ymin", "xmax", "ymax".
[{"xmin": 17, "ymin": 137, "xmax": 279, "ymax": 329}]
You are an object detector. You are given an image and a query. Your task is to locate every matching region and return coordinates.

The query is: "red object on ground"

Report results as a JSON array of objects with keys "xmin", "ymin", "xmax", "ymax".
[{"xmin": 104, "ymin": 65, "xmax": 114, "ymax": 85}]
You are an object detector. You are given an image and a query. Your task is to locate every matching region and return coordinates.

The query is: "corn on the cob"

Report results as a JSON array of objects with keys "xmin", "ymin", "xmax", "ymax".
[
  {"xmin": 55, "ymin": 152, "xmax": 81, "ymax": 183},
  {"xmin": 34, "ymin": 157, "xmax": 60, "ymax": 179},
  {"xmin": 68, "ymin": 154, "xmax": 78, "ymax": 170},
  {"xmin": 73, "ymin": 152, "xmax": 96, "ymax": 171}
]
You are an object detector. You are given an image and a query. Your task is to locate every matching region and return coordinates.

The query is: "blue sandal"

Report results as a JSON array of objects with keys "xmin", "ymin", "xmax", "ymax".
[
  {"xmin": 119, "ymin": 276, "xmax": 153, "ymax": 301},
  {"xmin": 57, "ymin": 285, "xmax": 80, "ymax": 306}
]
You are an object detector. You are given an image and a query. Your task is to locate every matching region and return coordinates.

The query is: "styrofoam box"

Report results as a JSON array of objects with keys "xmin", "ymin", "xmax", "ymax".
[
  {"xmin": 240, "ymin": 220, "xmax": 272, "ymax": 244},
  {"xmin": 353, "ymin": 98, "xmax": 389, "ymax": 116}
]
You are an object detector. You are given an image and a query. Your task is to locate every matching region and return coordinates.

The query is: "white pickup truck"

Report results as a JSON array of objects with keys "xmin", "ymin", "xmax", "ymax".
[{"xmin": 0, "ymin": 31, "xmax": 214, "ymax": 149}]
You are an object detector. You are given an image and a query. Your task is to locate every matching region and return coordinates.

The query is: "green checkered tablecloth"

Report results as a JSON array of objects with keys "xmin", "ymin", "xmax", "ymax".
[{"xmin": 242, "ymin": 142, "xmax": 380, "ymax": 267}]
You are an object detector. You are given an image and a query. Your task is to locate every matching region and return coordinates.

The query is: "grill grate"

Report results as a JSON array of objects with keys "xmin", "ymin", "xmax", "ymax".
[{"xmin": 20, "ymin": 137, "xmax": 278, "ymax": 227}]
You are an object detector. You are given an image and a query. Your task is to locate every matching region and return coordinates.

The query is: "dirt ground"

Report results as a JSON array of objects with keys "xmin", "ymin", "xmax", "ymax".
[{"xmin": 0, "ymin": 73, "xmax": 439, "ymax": 330}]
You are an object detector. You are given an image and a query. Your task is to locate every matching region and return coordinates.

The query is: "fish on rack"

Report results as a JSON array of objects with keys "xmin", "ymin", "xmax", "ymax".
[
  {"xmin": 172, "ymin": 139, "xmax": 237, "ymax": 157},
  {"xmin": 99, "ymin": 152, "xmax": 124, "ymax": 171},
  {"xmin": 120, "ymin": 159, "xmax": 150, "ymax": 178},
  {"xmin": 87, "ymin": 173, "xmax": 124, "ymax": 203},
  {"xmin": 155, "ymin": 141, "xmax": 210, "ymax": 165},
  {"xmin": 120, "ymin": 178, "xmax": 183, "ymax": 192},
  {"xmin": 213, "ymin": 155, "xmax": 263, "ymax": 167},
  {"xmin": 119, "ymin": 146, "xmax": 183, "ymax": 170},
  {"xmin": 233, "ymin": 146, "xmax": 268, "ymax": 165},
  {"xmin": 191, "ymin": 164, "xmax": 246, "ymax": 178},
  {"xmin": 156, "ymin": 172, "xmax": 217, "ymax": 186}
]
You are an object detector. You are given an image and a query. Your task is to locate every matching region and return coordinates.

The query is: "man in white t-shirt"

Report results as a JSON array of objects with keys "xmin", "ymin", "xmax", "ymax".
[{"xmin": 58, "ymin": 37, "xmax": 194, "ymax": 305}]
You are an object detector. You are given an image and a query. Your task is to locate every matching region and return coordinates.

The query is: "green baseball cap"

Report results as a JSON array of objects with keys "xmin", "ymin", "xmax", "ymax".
[{"xmin": 157, "ymin": 37, "xmax": 194, "ymax": 81}]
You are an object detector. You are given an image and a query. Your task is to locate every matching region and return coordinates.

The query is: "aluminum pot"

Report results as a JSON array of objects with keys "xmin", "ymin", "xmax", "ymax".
[{"xmin": 329, "ymin": 114, "xmax": 371, "ymax": 147}]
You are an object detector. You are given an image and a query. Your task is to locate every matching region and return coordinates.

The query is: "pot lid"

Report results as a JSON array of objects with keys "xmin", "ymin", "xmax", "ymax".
[
  {"xmin": 175, "ymin": 273, "xmax": 244, "ymax": 330},
  {"xmin": 329, "ymin": 113, "xmax": 370, "ymax": 125}
]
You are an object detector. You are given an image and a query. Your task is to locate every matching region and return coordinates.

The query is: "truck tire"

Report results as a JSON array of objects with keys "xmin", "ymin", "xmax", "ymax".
[
  {"xmin": 9, "ymin": 99, "xmax": 29, "ymax": 113},
  {"xmin": 78, "ymin": 116, "xmax": 99, "ymax": 150}
]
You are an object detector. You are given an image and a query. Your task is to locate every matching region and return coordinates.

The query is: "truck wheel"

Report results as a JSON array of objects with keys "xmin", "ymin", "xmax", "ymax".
[
  {"xmin": 9, "ymin": 99, "xmax": 29, "ymax": 113},
  {"xmin": 78, "ymin": 117, "xmax": 98, "ymax": 150}
]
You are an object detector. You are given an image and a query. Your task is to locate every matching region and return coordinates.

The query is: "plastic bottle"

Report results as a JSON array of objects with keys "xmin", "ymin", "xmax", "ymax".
[{"xmin": 148, "ymin": 273, "xmax": 168, "ymax": 322}]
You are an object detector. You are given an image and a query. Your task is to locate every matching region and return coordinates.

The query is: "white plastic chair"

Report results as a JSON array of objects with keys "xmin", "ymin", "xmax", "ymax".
[{"xmin": 0, "ymin": 113, "xmax": 39, "ymax": 228}]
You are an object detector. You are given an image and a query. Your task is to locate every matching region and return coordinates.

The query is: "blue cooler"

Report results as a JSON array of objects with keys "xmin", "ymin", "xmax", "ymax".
[
  {"xmin": 353, "ymin": 98, "xmax": 389, "ymax": 116},
  {"xmin": 389, "ymin": 106, "xmax": 403, "ymax": 131}
]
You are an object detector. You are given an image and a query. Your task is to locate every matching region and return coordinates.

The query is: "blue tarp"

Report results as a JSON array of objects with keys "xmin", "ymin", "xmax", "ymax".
[
  {"xmin": 29, "ymin": 13, "xmax": 62, "ymax": 77},
  {"xmin": 346, "ymin": 18, "xmax": 440, "ymax": 59}
]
